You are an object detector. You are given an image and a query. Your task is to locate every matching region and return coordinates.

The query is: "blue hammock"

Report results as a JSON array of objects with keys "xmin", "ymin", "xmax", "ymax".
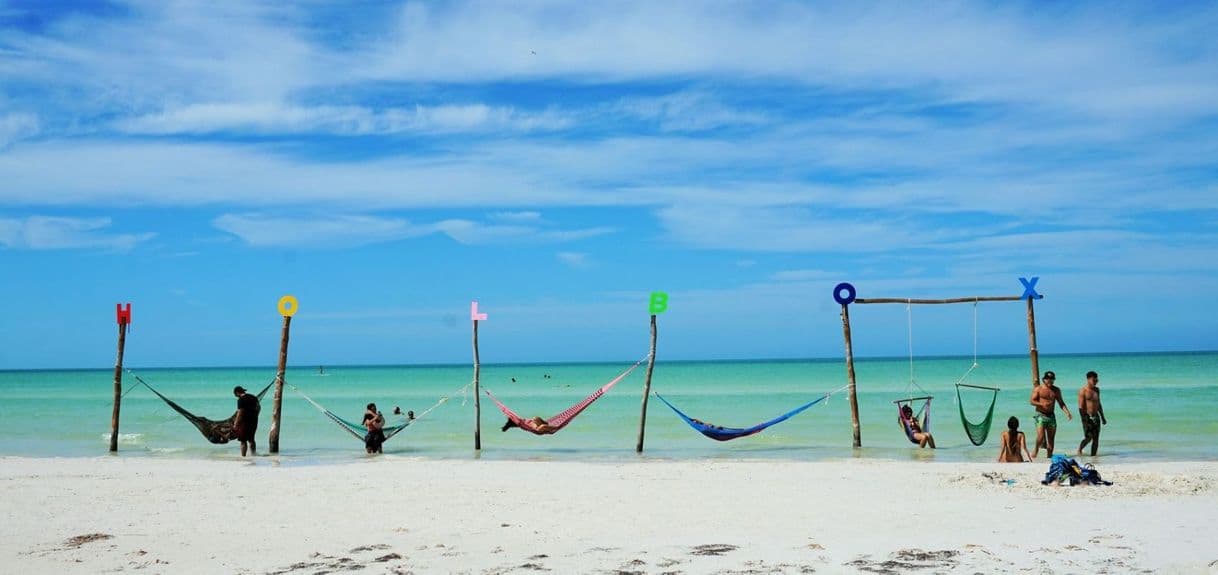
[{"xmin": 654, "ymin": 393, "xmax": 831, "ymax": 441}]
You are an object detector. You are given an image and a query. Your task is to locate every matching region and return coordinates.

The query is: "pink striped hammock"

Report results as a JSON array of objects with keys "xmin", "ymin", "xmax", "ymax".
[{"xmin": 485, "ymin": 357, "xmax": 647, "ymax": 435}]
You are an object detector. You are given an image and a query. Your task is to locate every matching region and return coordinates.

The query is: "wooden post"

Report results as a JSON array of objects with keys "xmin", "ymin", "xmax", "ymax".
[
  {"xmin": 635, "ymin": 314, "xmax": 658, "ymax": 453},
  {"xmin": 1026, "ymin": 296, "xmax": 1040, "ymax": 387},
  {"xmin": 109, "ymin": 303, "xmax": 132, "ymax": 453},
  {"xmin": 269, "ymin": 296, "xmax": 297, "ymax": 454},
  {"xmin": 473, "ymin": 318, "xmax": 481, "ymax": 451},
  {"xmin": 841, "ymin": 303, "xmax": 862, "ymax": 448}
]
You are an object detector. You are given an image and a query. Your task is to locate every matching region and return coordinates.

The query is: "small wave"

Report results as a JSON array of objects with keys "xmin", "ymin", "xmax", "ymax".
[
  {"xmin": 148, "ymin": 447, "xmax": 185, "ymax": 454},
  {"xmin": 100, "ymin": 433, "xmax": 144, "ymax": 445}
]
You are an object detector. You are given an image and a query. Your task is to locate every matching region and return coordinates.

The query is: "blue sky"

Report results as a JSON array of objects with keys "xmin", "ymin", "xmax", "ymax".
[{"xmin": 2, "ymin": 1, "xmax": 1216, "ymax": 369}]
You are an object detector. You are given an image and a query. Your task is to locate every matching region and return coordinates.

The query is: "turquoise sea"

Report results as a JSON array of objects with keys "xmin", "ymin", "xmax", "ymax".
[{"xmin": 1, "ymin": 353, "xmax": 1215, "ymax": 463}]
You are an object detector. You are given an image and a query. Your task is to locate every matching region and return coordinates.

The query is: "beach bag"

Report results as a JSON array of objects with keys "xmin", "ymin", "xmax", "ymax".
[
  {"xmin": 1042, "ymin": 455, "xmax": 1081, "ymax": 485},
  {"xmin": 1042, "ymin": 455, "xmax": 1112, "ymax": 486},
  {"xmin": 1078, "ymin": 463, "xmax": 1113, "ymax": 486}
]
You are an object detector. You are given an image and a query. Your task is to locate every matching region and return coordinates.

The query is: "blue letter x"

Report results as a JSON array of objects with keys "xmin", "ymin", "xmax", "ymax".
[{"xmin": 1020, "ymin": 277, "xmax": 1041, "ymax": 300}]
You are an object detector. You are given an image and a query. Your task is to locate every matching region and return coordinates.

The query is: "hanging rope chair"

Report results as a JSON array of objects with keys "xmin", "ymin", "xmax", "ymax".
[
  {"xmin": 894, "ymin": 302, "xmax": 934, "ymax": 443},
  {"xmin": 953, "ymin": 301, "xmax": 1000, "ymax": 445},
  {"xmin": 895, "ymin": 395, "xmax": 932, "ymax": 444}
]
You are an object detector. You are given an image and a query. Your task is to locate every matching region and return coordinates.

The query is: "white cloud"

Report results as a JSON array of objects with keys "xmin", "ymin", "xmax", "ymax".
[
  {"xmin": 0, "ymin": 216, "xmax": 154, "ymax": 251},
  {"xmin": 350, "ymin": 2, "xmax": 1218, "ymax": 119},
  {"xmin": 614, "ymin": 92, "xmax": 769, "ymax": 132},
  {"xmin": 115, "ymin": 103, "xmax": 570, "ymax": 135},
  {"xmin": 0, "ymin": 113, "xmax": 39, "ymax": 147},
  {"xmin": 211, "ymin": 213, "xmax": 614, "ymax": 248},
  {"xmin": 655, "ymin": 204, "xmax": 954, "ymax": 253},
  {"xmin": 556, "ymin": 251, "xmax": 589, "ymax": 268},
  {"xmin": 487, "ymin": 211, "xmax": 543, "ymax": 223},
  {"xmin": 212, "ymin": 214, "xmax": 431, "ymax": 248}
]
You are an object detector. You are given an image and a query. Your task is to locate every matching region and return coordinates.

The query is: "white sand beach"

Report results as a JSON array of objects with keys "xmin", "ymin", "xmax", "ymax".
[{"xmin": 2, "ymin": 456, "xmax": 1216, "ymax": 574}]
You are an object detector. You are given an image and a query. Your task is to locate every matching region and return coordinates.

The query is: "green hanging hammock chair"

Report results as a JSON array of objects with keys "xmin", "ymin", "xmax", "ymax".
[{"xmin": 955, "ymin": 383, "xmax": 999, "ymax": 446}]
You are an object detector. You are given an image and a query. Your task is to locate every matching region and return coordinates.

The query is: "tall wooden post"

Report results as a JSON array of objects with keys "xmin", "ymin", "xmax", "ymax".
[
  {"xmin": 635, "ymin": 314, "xmax": 658, "ymax": 453},
  {"xmin": 841, "ymin": 303, "xmax": 862, "ymax": 448},
  {"xmin": 471, "ymin": 301, "xmax": 486, "ymax": 451},
  {"xmin": 1026, "ymin": 296, "xmax": 1040, "ymax": 387},
  {"xmin": 473, "ymin": 318, "xmax": 481, "ymax": 451},
  {"xmin": 269, "ymin": 295, "xmax": 297, "ymax": 454},
  {"xmin": 109, "ymin": 303, "xmax": 132, "ymax": 453}
]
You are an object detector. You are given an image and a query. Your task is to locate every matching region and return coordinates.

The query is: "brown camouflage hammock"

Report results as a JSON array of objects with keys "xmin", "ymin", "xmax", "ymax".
[{"xmin": 131, "ymin": 373, "xmax": 274, "ymax": 444}]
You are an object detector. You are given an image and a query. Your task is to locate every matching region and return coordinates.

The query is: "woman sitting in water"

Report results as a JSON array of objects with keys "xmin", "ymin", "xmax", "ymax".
[
  {"xmin": 997, "ymin": 416, "xmax": 1033, "ymax": 462},
  {"xmin": 900, "ymin": 404, "xmax": 935, "ymax": 449}
]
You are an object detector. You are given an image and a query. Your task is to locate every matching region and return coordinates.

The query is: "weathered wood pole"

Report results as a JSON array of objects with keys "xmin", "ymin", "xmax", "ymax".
[
  {"xmin": 473, "ymin": 317, "xmax": 482, "ymax": 451},
  {"xmin": 1026, "ymin": 296, "xmax": 1040, "ymax": 388},
  {"xmin": 109, "ymin": 303, "xmax": 132, "ymax": 453},
  {"xmin": 269, "ymin": 295, "xmax": 297, "ymax": 454},
  {"xmin": 841, "ymin": 303, "xmax": 862, "ymax": 448},
  {"xmin": 635, "ymin": 314, "xmax": 658, "ymax": 453}
]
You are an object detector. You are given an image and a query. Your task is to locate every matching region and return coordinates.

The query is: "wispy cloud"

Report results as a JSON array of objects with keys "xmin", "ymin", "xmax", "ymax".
[
  {"xmin": 487, "ymin": 211, "xmax": 544, "ymax": 223},
  {"xmin": 115, "ymin": 103, "xmax": 571, "ymax": 135},
  {"xmin": 212, "ymin": 213, "xmax": 615, "ymax": 248},
  {"xmin": 211, "ymin": 214, "xmax": 431, "ymax": 248},
  {"xmin": 556, "ymin": 251, "xmax": 590, "ymax": 268},
  {"xmin": 0, "ymin": 216, "xmax": 154, "ymax": 251},
  {"xmin": 0, "ymin": 113, "xmax": 39, "ymax": 148}
]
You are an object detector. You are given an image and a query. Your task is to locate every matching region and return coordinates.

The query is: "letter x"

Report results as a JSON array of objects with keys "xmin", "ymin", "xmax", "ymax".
[{"xmin": 1020, "ymin": 277, "xmax": 1041, "ymax": 300}]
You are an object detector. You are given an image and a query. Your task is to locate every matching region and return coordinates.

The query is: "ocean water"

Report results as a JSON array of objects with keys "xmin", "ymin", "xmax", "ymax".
[{"xmin": 1, "ymin": 353, "xmax": 1214, "ymax": 463}]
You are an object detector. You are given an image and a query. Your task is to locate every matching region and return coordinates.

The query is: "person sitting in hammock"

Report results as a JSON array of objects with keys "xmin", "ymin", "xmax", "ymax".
[
  {"xmin": 997, "ymin": 416, "xmax": 1033, "ymax": 463},
  {"xmin": 363, "ymin": 403, "xmax": 386, "ymax": 454},
  {"xmin": 501, "ymin": 416, "xmax": 555, "ymax": 434},
  {"xmin": 900, "ymin": 404, "xmax": 936, "ymax": 449}
]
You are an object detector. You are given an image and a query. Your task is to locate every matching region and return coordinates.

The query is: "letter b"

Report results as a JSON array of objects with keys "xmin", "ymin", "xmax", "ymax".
[{"xmin": 648, "ymin": 292, "xmax": 669, "ymax": 315}]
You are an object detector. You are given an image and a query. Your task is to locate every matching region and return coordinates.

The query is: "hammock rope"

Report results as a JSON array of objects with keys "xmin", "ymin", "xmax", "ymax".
[
  {"xmin": 128, "ymin": 371, "xmax": 275, "ymax": 444},
  {"xmin": 656, "ymin": 384, "xmax": 850, "ymax": 442},
  {"xmin": 952, "ymin": 301, "xmax": 1000, "ymax": 445},
  {"xmin": 288, "ymin": 381, "xmax": 469, "ymax": 443},
  {"xmin": 894, "ymin": 302, "xmax": 933, "ymax": 443},
  {"xmin": 486, "ymin": 355, "xmax": 648, "ymax": 435}
]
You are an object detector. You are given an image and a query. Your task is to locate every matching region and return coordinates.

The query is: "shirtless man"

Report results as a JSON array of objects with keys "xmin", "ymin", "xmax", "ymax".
[
  {"xmin": 1077, "ymin": 371, "xmax": 1107, "ymax": 456},
  {"xmin": 1030, "ymin": 370, "xmax": 1072, "ymax": 458}
]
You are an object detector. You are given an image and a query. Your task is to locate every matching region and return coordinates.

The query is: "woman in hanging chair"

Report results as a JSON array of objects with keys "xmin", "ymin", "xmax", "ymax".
[
  {"xmin": 997, "ymin": 416, "xmax": 1033, "ymax": 463},
  {"xmin": 900, "ymin": 404, "xmax": 936, "ymax": 448}
]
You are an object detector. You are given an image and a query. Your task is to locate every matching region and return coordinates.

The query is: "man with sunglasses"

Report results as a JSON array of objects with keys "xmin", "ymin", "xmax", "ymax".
[{"xmin": 1030, "ymin": 370, "xmax": 1072, "ymax": 458}]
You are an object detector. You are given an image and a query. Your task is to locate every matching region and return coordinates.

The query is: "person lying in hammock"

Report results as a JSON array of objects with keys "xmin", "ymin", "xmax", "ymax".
[
  {"xmin": 900, "ymin": 404, "xmax": 936, "ymax": 449},
  {"xmin": 997, "ymin": 416, "xmax": 1034, "ymax": 463},
  {"xmin": 689, "ymin": 418, "xmax": 724, "ymax": 431},
  {"xmin": 501, "ymin": 416, "xmax": 555, "ymax": 434}
]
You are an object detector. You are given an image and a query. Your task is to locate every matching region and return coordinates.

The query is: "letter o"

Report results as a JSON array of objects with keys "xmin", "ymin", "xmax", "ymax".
[
  {"xmin": 278, "ymin": 295, "xmax": 299, "ymax": 317},
  {"xmin": 833, "ymin": 283, "xmax": 857, "ymax": 306}
]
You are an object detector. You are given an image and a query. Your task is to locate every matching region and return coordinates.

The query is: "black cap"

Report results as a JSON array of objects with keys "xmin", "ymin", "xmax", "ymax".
[
  {"xmin": 1042, "ymin": 371, "xmax": 1056, "ymax": 380},
  {"xmin": 234, "ymin": 386, "xmax": 247, "ymax": 394}
]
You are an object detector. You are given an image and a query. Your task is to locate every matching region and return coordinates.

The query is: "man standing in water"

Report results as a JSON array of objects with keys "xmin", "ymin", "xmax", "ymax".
[
  {"xmin": 1077, "ymin": 371, "xmax": 1107, "ymax": 456},
  {"xmin": 1030, "ymin": 371, "xmax": 1071, "ymax": 458},
  {"xmin": 232, "ymin": 386, "xmax": 260, "ymax": 457}
]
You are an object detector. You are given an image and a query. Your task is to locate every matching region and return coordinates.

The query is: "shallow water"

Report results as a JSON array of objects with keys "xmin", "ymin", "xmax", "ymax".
[{"xmin": 1, "ymin": 352, "xmax": 1214, "ymax": 463}]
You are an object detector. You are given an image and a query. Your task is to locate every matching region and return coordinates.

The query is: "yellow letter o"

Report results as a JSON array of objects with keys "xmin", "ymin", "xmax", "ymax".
[{"xmin": 278, "ymin": 295, "xmax": 299, "ymax": 317}]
